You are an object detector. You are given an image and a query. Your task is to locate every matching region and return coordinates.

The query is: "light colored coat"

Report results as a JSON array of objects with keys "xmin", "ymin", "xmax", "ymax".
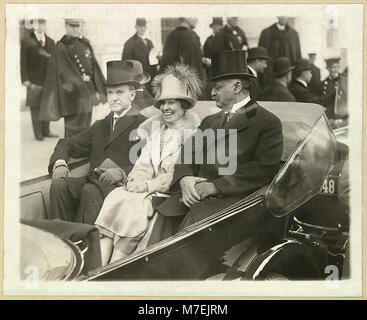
[{"xmin": 95, "ymin": 110, "xmax": 200, "ymax": 240}]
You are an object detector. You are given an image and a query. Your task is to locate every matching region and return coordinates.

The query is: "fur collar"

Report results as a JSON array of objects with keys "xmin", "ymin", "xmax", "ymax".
[{"xmin": 138, "ymin": 110, "xmax": 200, "ymax": 141}]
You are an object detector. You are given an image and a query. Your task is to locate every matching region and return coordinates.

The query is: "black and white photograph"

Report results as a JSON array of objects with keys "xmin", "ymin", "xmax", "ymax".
[{"xmin": 2, "ymin": 2, "xmax": 363, "ymax": 297}]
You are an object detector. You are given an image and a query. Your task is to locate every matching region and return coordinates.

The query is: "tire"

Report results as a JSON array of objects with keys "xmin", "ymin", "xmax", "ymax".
[{"xmin": 263, "ymin": 272, "xmax": 290, "ymax": 281}]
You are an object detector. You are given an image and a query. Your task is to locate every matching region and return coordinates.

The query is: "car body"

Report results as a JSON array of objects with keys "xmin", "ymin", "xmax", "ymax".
[{"xmin": 19, "ymin": 101, "xmax": 349, "ymax": 281}]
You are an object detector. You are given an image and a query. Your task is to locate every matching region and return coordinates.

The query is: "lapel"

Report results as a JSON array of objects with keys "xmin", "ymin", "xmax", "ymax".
[
  {"xmin": 134, "ymin": 33, "xmax": 149, "ymax": 53},
  {"xmin": 101, "ymin": 112, "xmax": 113, "ymax": 145},
  {"xmin": 107, "ymin": 107, "xmax": 140, "ymax": 147},
  {"xmin": 159, "ymin": 129, "xmax": 182, "ymax": 163}
]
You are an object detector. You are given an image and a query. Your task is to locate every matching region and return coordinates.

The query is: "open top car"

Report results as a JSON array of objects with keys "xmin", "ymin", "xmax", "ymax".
[{"xmin": 19, "ymin": 101, "xmax": 349, "ymax": 281}]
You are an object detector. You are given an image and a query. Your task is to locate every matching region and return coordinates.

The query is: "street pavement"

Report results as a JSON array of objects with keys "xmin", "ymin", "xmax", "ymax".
[{"xmin": 20, "ymin": 109, "xmax": 64, "ymax": 181}]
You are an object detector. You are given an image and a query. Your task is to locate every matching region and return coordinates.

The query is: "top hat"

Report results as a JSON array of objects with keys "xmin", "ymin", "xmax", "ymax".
[
  {"xmin": 136, "ymin": 18, "xmax": 147, "ymax": 27},
  {"xmin": 105, "ymin": 60, "xmax": 140, "ymax": 87},
  {"xmin": 125, "ymin": 60, "xmax": 151, "ymax": 85},
  {"xmin": 294, "ymin": 58, "xmax": 312, "ymax": 73},
  {"xmin": 247, "ymin": 47, "xmax": 270, "ymax": 61},
  {"xmin": 272, "ymin": 57, "xmax": 294, "ymax": 77},
  {"xmin": 152, "ymin": 63, "xmax": 203, "ymax": 109},
  {"xmin": 64, "ymin": 18, "xmax": 84, "ymax": 25},
  {"xmin": 308, "ymin": 52, "xmax": 317, "ymax": 57},
  {"xmin": 209, "ymin": 50, "xmax": 254, "ymax": 81},
  {"xmin": 210, "ymin": 17, "xmax": 223, "ymax": 28}
]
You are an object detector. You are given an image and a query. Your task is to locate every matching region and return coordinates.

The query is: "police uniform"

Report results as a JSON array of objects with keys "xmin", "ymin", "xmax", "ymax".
[
  {"xmin": 40, "ymin": 20, "xmax": 107, "ymax": 138},
  {"xmin": 212, "ymin": 24, "xmax": 249, "ymax": 52},
  {"xmin": 321, "ymin": 74, "xmax": 342, "ymax": 119}
]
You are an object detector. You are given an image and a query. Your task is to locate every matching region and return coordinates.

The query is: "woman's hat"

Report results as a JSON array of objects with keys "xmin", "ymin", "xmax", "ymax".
[
  {"xmin": 210, "ymin": 17, "xmax": 223, "ymax": 28},
  {"xmin": 209, "ymin": 50, "xmax": 254, "ymax": 81},
  {"xmin": 272, "ymin": 57, "xmax": 294, "ymax": 77},
  {"xmin": 294, "ymin": 58, "xmax": 312, "ymax": 73},
  {"xmin": 105, "ymin": 60, "xmax": 140, "ymax": 87},
  {"xmin": 125, "ymin": 60, "xmax": 151, "ymax": 84},
  {"xmin": 152, "ymin": 63, "xmax": 203, "ymax": 109},
  {"xmin": 247, "ymin": 47, "xmax": 269, "ymax": 61}
]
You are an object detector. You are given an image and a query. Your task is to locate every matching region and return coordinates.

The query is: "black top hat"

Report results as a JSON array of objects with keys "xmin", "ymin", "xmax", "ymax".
[
  {"xmin": 209, "ymin": 50, "xmax": 254, "ymax": 81},
  {"xmin": 272, "ymin": 57, "xmax": 294, "ymax": 77},
  {"xmin": 136, "ymin": 18, "xmax": 147, "ymax": 27},
  {"xmin": 105, "ymin": 60, "xmax": 140, "ymax": 87},
  {"xmin": 210, "ymin": 17, "xmax": 223, "ymax": 27},
  {"xmin": 294, "ymin": 58, "xmax": 312, "ymax": 73},
  {"xmin": 248, "ymin": 47, "xmax": 269, "ymax": 61}
]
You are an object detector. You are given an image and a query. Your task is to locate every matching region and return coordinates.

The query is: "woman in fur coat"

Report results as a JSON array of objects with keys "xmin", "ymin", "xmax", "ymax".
[{"xmin": 95, "ymin": 63, "xmax": 203, "ymax": 265}]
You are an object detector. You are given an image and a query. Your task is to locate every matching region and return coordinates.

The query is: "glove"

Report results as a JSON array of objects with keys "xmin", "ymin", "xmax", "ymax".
[
  {"xmin": 52, "ymin": 165, "xmax": 70, "ymax": 179},
  {"xmin": 195, "ymin": 181, "xmax": 220, "ymax": 200},
  {"xmin": 99, "ymin": 168, "xmax": 126, "ymax": 185}
]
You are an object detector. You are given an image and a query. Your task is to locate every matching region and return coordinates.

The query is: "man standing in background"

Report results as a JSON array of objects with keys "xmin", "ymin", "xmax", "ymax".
[
  {"xmin": 122, "ymin": 18, "xmax": 157, "ymax": 93},
  {"xmin": 212, "ymin": 17, "xmax": 249, "ymax": 53},
  {"xmin": 40, "ymin": 18, "xmax": 107, "ymax": 138},
  {"xmin": 247, "ymin": 47, "xmax": 269, "ymax": 100},
  {"xmin": 20, "ymin": 18, "xmax": 57, "ymax": 141},
  {"xmin": 308, "ymin": 52, "xmax": 322, "ymax": 97}
]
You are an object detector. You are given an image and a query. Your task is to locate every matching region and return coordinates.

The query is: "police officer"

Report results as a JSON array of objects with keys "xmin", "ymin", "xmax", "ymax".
[{"xmin": 40, "ymin": 18, "xmax": 107, "ymax": 138}]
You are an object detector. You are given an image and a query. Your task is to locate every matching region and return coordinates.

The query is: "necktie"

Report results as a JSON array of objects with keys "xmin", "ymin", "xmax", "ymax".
[{"xmin": 113, "ymin": 117, "xmax": 120, "ymax": 131}]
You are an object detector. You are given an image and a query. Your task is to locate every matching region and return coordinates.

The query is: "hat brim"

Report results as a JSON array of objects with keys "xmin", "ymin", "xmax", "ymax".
[
  {"xmin": 153, "ymin": 95, "xmax": 196, "ymax": 109},
  {"xmin": 295, "ymin": 67, "xmax": 312, "ymax": 73},
  {"xmin": 248, "ymin": 55, "xmax": 270, "ymax": 61},
  {"xmin": 210, "ymin": 23, "xmax": 222, "ymax": 28},
  {"xmin": 136, "ymin": 72, "xmax": 151, "ymax": 85},
  {"xmin": 106, "ymin": 80, "xmax": 140, "ymax": 88},
  {"xmin": 209, "ymin": 72, "xmax": 255, "ymax": 81},
  {"xmin": 273, "ymin": 66, "xmax": 295, "ymax": 77}
]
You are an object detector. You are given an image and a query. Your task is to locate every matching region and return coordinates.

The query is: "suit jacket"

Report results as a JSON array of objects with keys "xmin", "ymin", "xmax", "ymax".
[
  {"xmin": 261, "ymin": 81, "xmax": 296, "ymax": 102},
  {"xmin": 20, "ymin": 31, "xmax": 55, "ymax": 106},
  {"xmin": 160, "ymin": 26, "xmax": 204, "ymax": 78},
  {"xmin": 39, "ymin": 35, "xmax": 107, "ymax": 121},
  {"xmin": 157, "ymin": 101, "xmax": 283, "ymax": 229},
  {"xmin": 289, "ymin": 80, "xmax": 321, "ymax": 104},
  {"xmin": 212, "ymin": 25, "xmax": 249, "ymax": 52},
  {"xmin": 122, "ymin": 33, "xmax": 155, "ymax": 79},
  {"xmin": 259, "ymin": 23, "xmax": 301, "ymax": 64},
  {"xmin": 248, "ymin": 67, "xmax": 262, "ymax": 101},
  {"xmin": 49, "ymin": 107, "xmax": 146, "ymax": 176}
]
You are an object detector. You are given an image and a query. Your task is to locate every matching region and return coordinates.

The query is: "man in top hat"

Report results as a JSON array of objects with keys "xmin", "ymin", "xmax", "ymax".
[
  {"xmin": 321, "ymin": 56, "xmax": 345, "ymax": 121},
  {"xmin": 247, "ymin": 47, "xmax": 269, "ymax": 100},
  {"xmin": 212, "ymin": 17, "xmax": 249, "ymax": 53},
  {"xmin": 289, "ymin": 58, "xmax": 321, "ymax": 103},
  {"xmin": 20, "ymin": 18, "xmax": 58, "ymax": 141},
  {"xmin": 261, "ymin": 57, "xmax": 296, "ymax": 102},
  {"xmin": 308, "ymin": 52, "xmax": 322, "ymax": 97},
  {"xmin": 40, "ymin": 18, "xmax": 107, "ymax": 138},
  {"xmin": 160, "ymin": 17, "xmax": 204, "ymax": 79},
  {"xmin": 122, "ymin": 18, "xmax": 157, "ymax": 93},
  {"xmin": 47, "ymin": 60, "xmax": 146, "ymax": 225},
  {"xmin": 150, "ymin": 50, "xmax": 283, "ymax": 240}
]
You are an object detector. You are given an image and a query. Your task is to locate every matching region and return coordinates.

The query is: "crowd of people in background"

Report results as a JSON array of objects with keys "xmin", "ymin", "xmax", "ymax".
[{"xmin": 20, "ymin": 15, "xmax": 348, "ymax": 141}]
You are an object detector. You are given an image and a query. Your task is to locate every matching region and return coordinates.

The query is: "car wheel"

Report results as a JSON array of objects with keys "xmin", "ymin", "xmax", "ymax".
[{"xmin": 263, "ymin": 272, "xmax": 290, "ymax": 280}]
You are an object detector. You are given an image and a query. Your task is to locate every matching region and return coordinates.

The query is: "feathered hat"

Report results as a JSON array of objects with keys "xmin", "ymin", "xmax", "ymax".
[{"xmin": 152, "ymin": 63, "xmax": 203, "ymax": 109}]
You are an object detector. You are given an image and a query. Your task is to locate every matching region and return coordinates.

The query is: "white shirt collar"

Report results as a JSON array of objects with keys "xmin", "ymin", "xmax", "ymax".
[
  {"xmin": 296, "ymin": 79, "xmax": 308, "ymax": 87},
  {"xmin": 34, "ymin": 31, "xmax": 45, "ymax": 43},
  {"xmin": 230, "ymin": 96, "xmax": 251, "ymax": 114},
  {"xmin": 276, "ymin": 23, "xmax": 286, "ymax": 31},
  {"xmin": 113, "ymin": 105, "xmax": 132, "ymax": 119},
  {"xmin": 247, "ymin": 65, "xmax": 258, "ymax": 78}
]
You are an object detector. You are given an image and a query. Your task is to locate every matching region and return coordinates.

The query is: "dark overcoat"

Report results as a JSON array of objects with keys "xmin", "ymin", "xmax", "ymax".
[
  {"xmin": 248, "ymin": 68, "xmax": 262, "ymax": 101},
  {"xmin": 40, "ymin": 35, "xmax": 107, "ymax": 121},
  {"xmin": 122, "ymin": 33, "xmax": 156, "ymax": 80},
  {"xmin": 309, "ymin": 64, "xmax": 322, "ymax": 96},
  {"xmin": 261, "ymin": 81, "xmax": 296, "ymax": 102},
  {"xmin": 160, "ymin": 26, "xmax": 204, "ymax": 78},
  {"xmin": 48, "ymin": 107, "xmax": 146, "ymax": 195},
  {"xmin": 155, "ymin": 101, "xmax": 283, "ymax": 231},
  {"xmin": 289, "ymin": 80, "xmax": 321, "ymax": 104},
  {"xmin": 258, "ymin": 23, "xmax": 301, "ymax": 64},
  {"xmin": 20, "ymin": 31, "xmax": 55, "ymax": 106},
  {"xmin": 212, "ymin": 25, "xmax": 248, "ymax": 52}
]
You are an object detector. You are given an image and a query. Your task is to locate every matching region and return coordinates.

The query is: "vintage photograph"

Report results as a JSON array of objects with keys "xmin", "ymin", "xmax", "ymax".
[{"xmin": 3, "ymin": 3, "xmax": 363, "ymax": 296}]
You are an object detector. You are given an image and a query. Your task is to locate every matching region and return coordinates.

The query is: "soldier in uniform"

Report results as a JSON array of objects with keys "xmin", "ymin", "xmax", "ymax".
[
  {"xmin": 308, "ymin": 52, "xmax": 322, "ymax": 97},
  {"xmin": 289, "ymin": 58, "xmax": 320, "ymax": 103},
  {"xmin": 40, "ymin": 18, "xmax": 107, "ymax": 138},
  {"xmin": 20, "ymin": 18, "xmax": 57, "ymax": 141},
  {"xmin": 122, "ymin": 18, "xmax": 157, "ymax": 93},
  {"xmin": 247, "ymin": 47, "xmax": 269, "ymax": 100},
  {"xmin": 212, "ymin": 17, "xmax": 249, "ymax": 53},
  {"xmin": 321, "ymin": 56, "xmax": 346, "ymax": 122}
]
